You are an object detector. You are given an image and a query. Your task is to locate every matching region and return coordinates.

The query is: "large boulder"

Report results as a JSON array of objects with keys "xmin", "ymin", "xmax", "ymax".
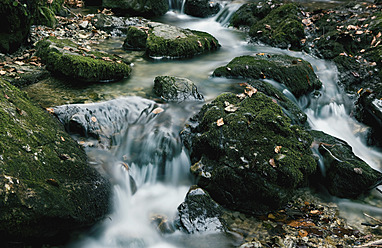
[
  {"xmin": 102, "ymin": 0, "xmax": 169, "ymax": 17},
  {"xmin": 213, "ymin": 54, "xmax": 322, "ymax": 97},
  {"xmin": 310, "ymin": 130, "xmax": 382, "ymax": 198},
  {"xmin": 153, "ymin": 76, "xmax": 204, "ymax": 102},
  {"xmin": 123, "ymin": 22, "xmax": 220, "ymax": 58},
  {"xmin": 0, "ymin": 78, "xmax": 111, "ymax": 244},
  {"xmin": 181, "ymin": 91, "xmax": 317, "ymax": 214},
  {"xmin": 0, "ymin": 0, "xmax": 38, "ymax": 53},
  {"xmin": 184, "ymin": 0, "xmax": 221, "ymax": 18},
  {"xmin": 35, "ymin": 36, "xmax": 131, "ymax": 83}
]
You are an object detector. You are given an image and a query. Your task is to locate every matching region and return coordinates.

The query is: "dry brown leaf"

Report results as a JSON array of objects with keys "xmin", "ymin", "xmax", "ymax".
[
  {"xmin": 245, "ymin": 86, "xmax": 257, "ymax": 97},
  {"xmin": 91, "ymin": 116, "xmax": 97, "ymax": 122},
  {"xmin": 225, "ymin": 104, "xmax": 238, "ymax": 113},
  {"xmin": 299, "ymin": 230, "xmax": 308, "ymax": 237},
  {"xmin": 355, "ymin": 30, "xmax": 364, "ymax": 35},
  {"xmin": 152, "ymin": 107, "xmax": 164, "ymax": 114},
  {"xmin": 274, "ymin": 146, "xmax": 282, "ymax": 153},
  {"xmin": 60, "ymin": 136, "xmax": 65, "ymax": 142},
  {"xmin": 269, "ymin": 158, "xmax": 276, "ymax": 168},
  {"xmin": 357, "ymin": 88, "xmax": 363, "ymax": 94},
  {"xmin": 216, "ymin": 118, "xmax": 224, "ymax": 127},
  {"xmin": 46, "ymin": 108, "xmax": 55, "ymax": 114},
  {"xmin": 0, "ymin": 70, "xmax": 6, "ymax": 75},
  {"xmin": 14, "ymin": 61, "xmax": 25, "ymax": 66}
]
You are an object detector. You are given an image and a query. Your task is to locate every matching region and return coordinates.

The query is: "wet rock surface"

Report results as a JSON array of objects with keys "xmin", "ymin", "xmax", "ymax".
[
  {"xmin": 184, "ymin": 0, "xmax": 221, "ymax": 18},
  {"xmin": 213, "ymin": 54, "xmax": 322, "ymax": 97},
  {"xmin": 182, "ymin": 89, "xmax": 317, "ymax": 214},
  {"xmin": 123, "ymin": 22, "xmax": 220, "ymax": 58},
  {"xmin": 310, "ymin": 130, "xmax": 382, "ymax": 198},
  {"xmin": 0, "ymin": 78, "xmax": 111, "ymax": 244},
  {"xmin": 175, "ymin": 186, "xmax": 227, "ymax": 234},
  {"xmin": 153, "ymin": 76, "xmax": 204, "ymax": 102},
  {"xmin": 102, "ymin": 0, "xmax": 169, "ymax": 18}
]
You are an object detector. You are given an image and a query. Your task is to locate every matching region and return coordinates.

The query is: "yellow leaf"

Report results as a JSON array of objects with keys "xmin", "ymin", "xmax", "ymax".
[
  {"xmin": 152, "ymin": 107, "xmax": 164, "ymax": 114},
  {"xmin": 216, "ymin": 118, "xmax": 224, "ymax": 127}
]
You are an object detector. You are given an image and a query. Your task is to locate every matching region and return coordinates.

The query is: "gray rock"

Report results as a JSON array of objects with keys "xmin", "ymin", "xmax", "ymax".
[
  {"xmin": 153, "ymin": 76, "xmax": 204, "ymax": 102},
  {"xmin": 102, "ymin": 0, "xmax": 169, "ymax": 17},
  {"xmin": 184, "ymin": 0, "xmax": 221, "ymax": 18}
]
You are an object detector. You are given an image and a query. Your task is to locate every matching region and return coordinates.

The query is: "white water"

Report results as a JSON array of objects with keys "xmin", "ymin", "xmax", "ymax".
[{"xmin": 69, "ymin": 1, "xmax": 382, "ymax": 247}]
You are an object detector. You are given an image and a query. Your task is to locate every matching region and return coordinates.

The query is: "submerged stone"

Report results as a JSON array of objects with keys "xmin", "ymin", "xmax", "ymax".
[
  {"xmin": 0, "ymin": 78, "xmax": 110, "ymax": 243},
  {"xmin": 213, "ymin": 54, "xmax": 322, "ymax": 97},
  {"xmin": 182, "ymin": 92, "xmax": 317, "ymax": 214},
  {"xmin": 35, "ymin": 36, "xmax": 131, "ymax": 82},
  {"xmin": 123, "ymin": 22, "xmax": 220, "ymax": 58},
  {"xmin": 153, "ymin": 76, "xmax": 204, "ymax": 102},
  {"xmin": 310, "ymin": 130, "xmax": 382, "ymax": 198}
]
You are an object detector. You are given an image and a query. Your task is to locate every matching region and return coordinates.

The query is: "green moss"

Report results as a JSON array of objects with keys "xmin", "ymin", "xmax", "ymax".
[
  {"xmin": 123, "ymin": 26, "xmax": 148, "ymax": 50},
  {"xmin": 146, "ymin": 27, "xmax": 219, "ymax": 58},
  {"xmin": 248, "ymin": 3, "xmax": 304, "ymax": 50},
  {"xmin": 213, "ymin": 54, "xmax": 321, "ymax": 97},
  {"xmin": 0, "ymin": 78, "xmax": 111, "ymax": 240},
  {"xmin": 187, "ymin": 92, "xmax": 317, "ymax": 214},
  {"xmin": 35, "ymin": 36, "xmax": 131, "ymax": 82}
]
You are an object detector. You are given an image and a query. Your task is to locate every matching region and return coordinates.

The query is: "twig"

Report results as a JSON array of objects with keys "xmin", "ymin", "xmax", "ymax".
[
  {"xmin": 355, "ymin": 239, "xmax": 382, "ymax": 247},
  {"xmin": 364, "ymin": 213, "xmax": 382, "ymax": 225}
]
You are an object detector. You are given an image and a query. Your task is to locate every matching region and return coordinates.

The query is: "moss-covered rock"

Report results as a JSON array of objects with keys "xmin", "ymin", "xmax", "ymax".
[
  {"xmin": 153, "ymin": 76, "xmax": 204, "ymax": 102},
  {"xmin": 310, "ymin": 130, "xmax": 382, "ymax": 198},
  {"xmin": 145, "ymin": 22, "xmax": 220, "ymax": 58},
  {"xmin": 102, "ymin": 0, "xmax": 169, "ymax": 17},
  {"xmin": 123, "ymin": 26, "xmax": 148, "ymax": 50},
  {"xmin": 122, "ymin": 22, "xmax": 220, "ymax": 59},
  {"xmin": 182, "ymin": 91, "xmax": 317, "ymax": 214},
  {"xmin": 213, "ymin": 54, "xmax": 321, "ymax": 97},
  {"xmin": 0, "ymin": 0, "xmax": 38, "ymax": 53},
  {"xmin": 230, "ymin": 1, "xmax": 280, "ymax": 29},
  {"xmin": 0, "ymin": 78, "xmax": 111, "ymax": 244},
  {"xmin": 35, "ymin": 36, "xmax": 131, "ymax": 82},
  {"xmin": 184, "ymin": 0, "xmax": 221, "ymax": 18},
  {"xmin": 247, "ymin": 3, "xmax": 305, "ymax": 50}
]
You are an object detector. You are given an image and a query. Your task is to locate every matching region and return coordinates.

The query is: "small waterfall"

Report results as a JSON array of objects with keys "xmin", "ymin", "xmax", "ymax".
[
  {"xmin": 214, "ymin": 1, "xmax": 243, "ymax": 26},
  {"xmin": 169, "ymin": 0, "xmax": 187, "ymax": 13}
]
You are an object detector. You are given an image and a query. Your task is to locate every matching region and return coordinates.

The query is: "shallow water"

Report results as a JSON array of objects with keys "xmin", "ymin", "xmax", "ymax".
[{"xmin": 63, "ymin": 1, "xmax": 382, "ymax": 247}]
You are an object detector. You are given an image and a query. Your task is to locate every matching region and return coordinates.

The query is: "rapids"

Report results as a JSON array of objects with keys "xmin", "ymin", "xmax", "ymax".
[{"xmin": 67, "ymin": 1, "xmax": 382, "ymax": 247}]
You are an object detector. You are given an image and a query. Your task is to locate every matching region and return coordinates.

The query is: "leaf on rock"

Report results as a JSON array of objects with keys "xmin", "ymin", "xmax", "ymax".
[
  {"xmin": 216, "ymin": 118, "xmax": 224, "ymax": 127},
  {"xmin": 274, "ymin": 146, "xmax": 282, "ymax": 153},
  {"xmin": 152, "ymin": 107, "xmax": 164, "ymax": 114},
  {"xmin": 91, "ymin": 116, "xmax": 97, "ymax": 122}
]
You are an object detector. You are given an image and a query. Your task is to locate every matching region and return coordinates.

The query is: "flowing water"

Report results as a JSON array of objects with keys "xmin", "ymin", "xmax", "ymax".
[{"xmin": 66, "ymin": 1, "xmax": 382, "ymax": 247}]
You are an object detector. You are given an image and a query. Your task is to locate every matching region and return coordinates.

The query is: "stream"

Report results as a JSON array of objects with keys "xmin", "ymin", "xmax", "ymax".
[{"xmin": 65, "ymin": 1, "xmax": 382, "ymax": 247}]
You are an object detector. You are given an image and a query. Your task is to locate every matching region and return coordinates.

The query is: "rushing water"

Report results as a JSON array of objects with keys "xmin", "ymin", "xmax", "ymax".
[{"xmin": 67, "ymin": 1, "xmax": 382, "ymax": 247}]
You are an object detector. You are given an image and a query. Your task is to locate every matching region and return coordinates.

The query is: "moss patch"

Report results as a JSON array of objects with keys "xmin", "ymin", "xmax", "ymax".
[
  {"xmin": 213, "ymin": 54, "xmax": 321, "ymax": 97},
  {"xmin": 183, "ymin": 91, "xmax": 317, "ymax": 214},
  {"xmin": 36, "ymin": 36, "xmax": 131, "ymax": 82},
  {"xmin": 0, "ymin": 78, "xmax": 110, "ymax": 242}
]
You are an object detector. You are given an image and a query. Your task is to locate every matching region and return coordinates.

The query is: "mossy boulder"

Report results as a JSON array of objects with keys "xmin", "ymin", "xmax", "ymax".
[
  {"xmin": 0, "ymin": 0, "xmax": 38, "ymax": 54},
  {"xmin": 310, "ymin": 130, "xmax": 382, "ymax": 198},
  {"xmin": 184, "ymin": 0, "xmax": 221, "ymax": 18},
  {"xmin": 33, "ymin": 0, "xmax": 65, "ymax": 28},
  {"xmin": 153, "ymin": 76, "xmax": 204, "ymax": 102},
  {"xmin": 102, "ymin": 0, "xmax": 169, "ymax": 17},
  {"xmin": 213, "ymin": 54, "xmax": 321, "ymax": 97},
  {"xmin": 35, "ymin": 36, "xmax": 131, "ymax": 82},
  {"xmin": 123, "ymin": 22, "xmax": 220, "ymax": 59},
  {"xmin": 247, "ymin": 3, "xmax": 305, "ymax": 50},
  {"xmin": 182, "ymin": 92, "xmax": 317, "ymax": 214},
  {"xmin": 0, "ymin": 78, "xmax": 111, "ymax": 244},
  {"xmin": 230, "ymin": 1, "xmax": 280, "ymax": 29}
]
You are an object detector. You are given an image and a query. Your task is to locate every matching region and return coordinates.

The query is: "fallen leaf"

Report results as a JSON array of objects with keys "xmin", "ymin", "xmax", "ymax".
[
  {"xmin": 216, "ymin": 118, "xmax": 224, "ymax": 127},
  {"xmin": 274, "ymin": 146, "xmax": 282, "ymax": 153},
  {"xmin": 299, "ymin": 230, "xmax": 308, "ymax": 237},
  {"xmin": 197, "ymin": 40, "xmax": 202, "ymax": 47},
  {"xmin": 310, "ymin": 210, "xmax": 320, "ymax": 214},
  {"xmin": 14, "ymin": 61, "xmax": 25, "ymax": 66},
  {"xmin": 0, "ymin": 70, "xmax": 6, "ymax": 75},
  {"xmin": 355, "ymin": 30, "xmax": 363, "ymax": 35},
  {"xmin": 269, "ymin": 158, "xmax": 276, "ymax": 168},
  {"xmin": 121, "ymin": 162, "xmax": 129, "ymax": 170},
  {"xmin": 245, "ymin": 85, "xmax": 257, "ymax": 97},
  {"xmin": 225, "ymin": 104, "xmax": 239, "ymax": 112},
  {"xmin": 257, "ymin": 53, "xmax": 265, "ymax": 56},
  {"xmin": 60, "ymin": 136, "xmax": 65, "ymax": 142},
  {"xmin": 4, "ymin": 94, "xmax": 10, "ymax": 99},
  {"xmin": 152, "ymin": 107, "xmax": 164, "ymax": 114},
  {"xmin": 354, "ymin": 168, "xmax": 363, "ymax": 174},
  {"xmin": 237, "ymin": 93, "xmax": 246, "ymax": 100},
  {"xmin": 357, "ymin": 88, "xmax": 363, "ymax": 94},
  {"xmin": 265, "ymin": 24, "xmax": 271, "ymax": 30},
  {"xmin": 91, "ymin": 116, "xmax": 97, "ymax": 122}
]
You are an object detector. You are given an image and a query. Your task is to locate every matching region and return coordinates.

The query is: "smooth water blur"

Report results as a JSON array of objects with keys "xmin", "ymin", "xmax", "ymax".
[{"xmin": 68, "ymin": 1, "xmax": 382, "ymax": 247}]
